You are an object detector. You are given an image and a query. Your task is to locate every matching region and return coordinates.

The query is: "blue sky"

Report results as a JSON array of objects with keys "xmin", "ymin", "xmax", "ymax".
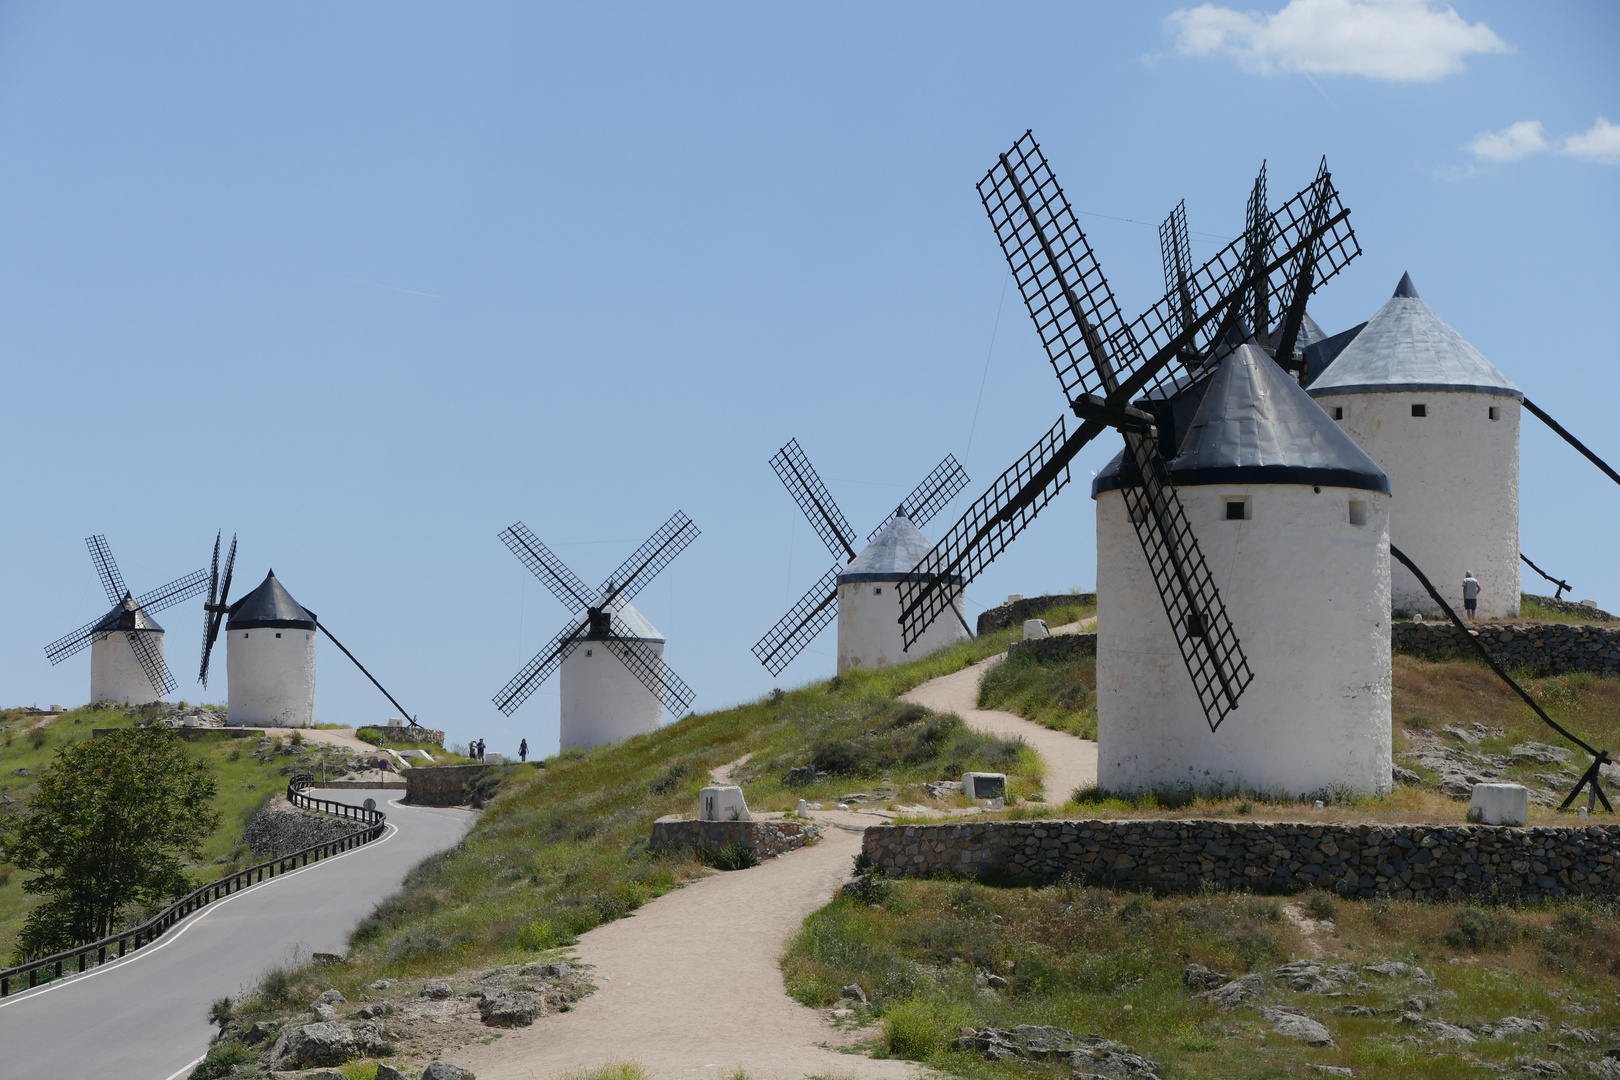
[{"xmin": 1, "ymin": 1, "xmax": 1615, "ymax": 754}]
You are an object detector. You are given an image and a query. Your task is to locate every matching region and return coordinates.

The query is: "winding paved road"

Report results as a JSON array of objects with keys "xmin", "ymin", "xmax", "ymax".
[{"xmin": 0, "ymin": 788, "xmax": 473, "ymax": 1080}]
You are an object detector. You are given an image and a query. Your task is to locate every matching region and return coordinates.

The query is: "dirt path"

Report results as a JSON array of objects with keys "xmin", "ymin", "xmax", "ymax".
[
  {"xmin": 900, "ymin": 623, "xmax": 1098, "ymax": 803},
  {"xmin": 455, "ymin": 811, "xmax": 921, "ymax": 1080}
]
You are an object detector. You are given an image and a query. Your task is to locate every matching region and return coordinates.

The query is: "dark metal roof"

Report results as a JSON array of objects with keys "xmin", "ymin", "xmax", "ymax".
[
  {"xmin": 227, "ymin": 571, "xmax": 317, "ymax": 630},
  {"xmin": 1093, "ymin": 344, "xmax": 1390, "ymax": 494},
  {"xmin": 92, "ymin": 594, "xmax": 163, "ymax": 634},
  {"xmin": 837, "ymin": 514, "xmax": 961, "ymax": 583},
  {"xmin": 1306, "ymin": 273, "xmax": 1522, "ymax": 399}
]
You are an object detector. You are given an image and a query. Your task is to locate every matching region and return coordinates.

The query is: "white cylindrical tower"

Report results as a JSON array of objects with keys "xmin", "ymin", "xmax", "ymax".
[
  {"xmin": 836, "ymin": 513, "xmax": 965, "ymax": 674},
  {"xmin": 559, "ymin": 600, "xmax": 666, "ymax": 750},
  {"xmin": 1308, "ymin": 273, "xmax": 1521, "ymax": 619},
  {"xmin": 1093, "ymin": 343, "xmax": 1393, "ymax": 798},
  {"xmin": 88, "ymin": 596, "xmax": 166, "ymax": 705},
  {"xmin": 226, "ymin": 571, "xmax": 317, "ymax": 727}
]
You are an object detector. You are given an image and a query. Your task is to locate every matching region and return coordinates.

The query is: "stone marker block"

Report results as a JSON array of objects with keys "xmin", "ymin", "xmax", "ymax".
[
  {"xmin": 961, "ymin": 772, "xmax": 1007, "ymax": 801},
  {"xmin": 699, "ymin": 784, "xmax": 751, "ymax": 821},
  {"xmin": 1023, "ymin": 619, "xmax": 1050, "ymax": 640},
  {"xmin": 1469, "ymin": 782, "xmax": 1529, "ymax": 826}
]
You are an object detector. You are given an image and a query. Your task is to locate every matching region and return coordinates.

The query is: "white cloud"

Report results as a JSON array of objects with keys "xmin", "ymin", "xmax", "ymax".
[
  {"xmin": 1466, "ymin": 120, "xmax": 1548, "ymax": 162},
  {"xmin": 1167, "ymin": 0, "xmax": 1510, "ymax": 83},
  {"xmin": 1561, "ymin": 117, "xmax": 1620, "ymax": 165}
]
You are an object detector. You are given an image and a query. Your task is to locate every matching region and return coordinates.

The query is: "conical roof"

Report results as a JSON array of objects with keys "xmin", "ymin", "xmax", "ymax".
[
  {"xmin": 838, "ymin": 514, "xmax": 956, "ymax": 583},
  {"xmin": 1093, "ymin": 344, "xmax": 1389, "ymax": 494},
  {"xmin": 228, "ymin": 570, "xmax": 317, "ymax": 630},
  {"xmin": 1306, "ymin": 273, "xmax": 1521, "ymax": 400},
  {"xmin": 93, "ymin": 593, "xmax": 163, "ymax": 633},
  {"xmin": 589, "ymin": 598, "xmax": 664, "ymax": 643}
]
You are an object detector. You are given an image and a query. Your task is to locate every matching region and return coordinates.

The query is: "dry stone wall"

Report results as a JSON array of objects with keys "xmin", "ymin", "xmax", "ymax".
[
  {"xmin": 977, "ymin": 594, "xmax": 1096, "ymax": 637},
  {"xmin": 243, "ymin": 798, "xmax": 366, "ymax": 858},
  {"xmin": 1006, "ymin": 632, "xmax": 1096, "ymax": 663},
  {"xmin": 649, "ymin": 817, "xmax": 820, "ymax": 859},
  {"xmin": 862, "ymin": 818, "xmax": 1620, "ymax": 902},
  {"xmin": 1393, "ymin": 621, "xmax": 1620, "ymax": 675}
]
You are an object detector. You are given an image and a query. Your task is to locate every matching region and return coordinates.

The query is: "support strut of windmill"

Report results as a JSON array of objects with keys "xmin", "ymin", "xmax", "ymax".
[
  {"xmin": 752, "ymin": 440, "xmax": 970, "ymax": 677},
  {"xmin": 898, "ymin": 132, "xmax": 1361, "ymax": 734},
  {"xmin": 494, "ymin": 511, "xmax": 699, "ymax": 751},
  {"xmin": 43, "ymin": 535, "xmax": 208, "ymax": 705}
]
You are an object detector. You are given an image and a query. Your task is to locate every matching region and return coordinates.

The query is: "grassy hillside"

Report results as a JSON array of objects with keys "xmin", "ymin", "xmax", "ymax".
[{"xmin": 0, "ymin": 706, "xmax": 369, "ymax": 960}]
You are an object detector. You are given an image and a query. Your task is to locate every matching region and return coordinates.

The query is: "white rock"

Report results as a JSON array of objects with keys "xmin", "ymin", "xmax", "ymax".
[
  {"xmin": 1023, "ymin": 619, "xmax": 1050, "ymax": 640},
  {"xmin": 1469, "ymin": 782, "xmax": 1529, "ymax": 826},
  {"xmin": 961, "ymin": 772, "xmax": 1007, "ymax": 801}
]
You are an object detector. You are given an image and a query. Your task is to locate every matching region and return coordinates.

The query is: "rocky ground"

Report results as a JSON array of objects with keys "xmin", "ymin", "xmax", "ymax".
[
  {"xmin": 1396, "ymin": 725, "xmax": 1598, "ymax": 807},
  {"xmin": 213, "ymin": 961, "xmax": 592, "ymax": 1078}
]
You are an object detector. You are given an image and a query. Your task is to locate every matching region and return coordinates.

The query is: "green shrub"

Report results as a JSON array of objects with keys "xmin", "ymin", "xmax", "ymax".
[
  {"xmin": 515, "ymin": 919, "xmax": 576, "ymax": 951},
  {"xmin": 698, "ymin": 844, "xmax": 761, "ymax": 872},
  {"xmin": 884, "ymin": 996, "xmax": 966, "ymax": 1058},
  {"xmin": 186, "ymin": 1040, "xmax": 256, "ymax": 1080},
  {"xmin": 1305, "ymin": 890, "xmax": 1339, "ymax": 921},
  {"xmin": 1443, "ymin": 906, "xmax": 1521, "ymax": 950}
]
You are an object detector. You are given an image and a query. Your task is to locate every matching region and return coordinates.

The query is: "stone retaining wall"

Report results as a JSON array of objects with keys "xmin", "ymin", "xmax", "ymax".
[
  {"xmin": 1523, "ymin": 592, "xmax": 1616, "ymax": 621},
  {"xmin": 1393, "ymin": 621, "xmax": 1620, "ymax": 675},
  {"xmin": 242, "ymin": 798, "xmax": 368, "ymax": 858},
  {"xmin": 650, "ymin": 818, "xmax": 821, "ymax": 859},
  {"xmin": 862, "ymin": 819, "xmax": 1620, "ymax": 902},
  {"xmin": 1006, "ymin": 632, "xmax": 1097, "ymax": 663},
  {"xmin": 977, "ymin": 594, "xmax": 1096, "ymax": 637}
]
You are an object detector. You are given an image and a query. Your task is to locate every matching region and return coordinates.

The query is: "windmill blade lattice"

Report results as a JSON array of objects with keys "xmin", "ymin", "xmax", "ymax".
[
  {"xmin": 135, "ymin": 570, "xmax": 210, "ymax": 616},
  {"xmin": 200, "ymin": 533, "xmax": 237, "ymax": 688},
  {"xmin": 499, "ymin": 522, "xmax": 598, "ymax": 614},
  {"xmin": 1159, "ymin": 199, "xmax": 1196, "ymax": 358},
  {"xmin": 752, "ymin": 565, "xmax": 842, "ymax": 676},
  {"xmin": 44, "ymin": 615, "xmax": 106, "ymax": 665},
  {"xmin": 597, "ymin": 511, "xmax": 701, "ymax": 609},
  {"xmin": 867, "ymin": 454, "xmax": 971, "ymax": 542},
  {"xmin": 897, "ymin": 416, "xmax": 1085, "ymax": 648},
  {"xmin": 600, "ymin": 629, "xmax": 696, "ymax": 717},
  {"xmin": 770, "ymin": 440, "xmax": 858, "ymax": 562},
  {"xmin": 87, "ymin": 534, "xmax": 128, "ymax": 607},
  {"xmin": 125, "ymin": 624, "xmax": 178, "ymax": 696},
  {"xmin": 494, "ymin": 616, "xmax": 590, "ymax": 716},
  {"xmin": 1119, "ymin": 431, "xmax": 1252, "ymax": 729}
]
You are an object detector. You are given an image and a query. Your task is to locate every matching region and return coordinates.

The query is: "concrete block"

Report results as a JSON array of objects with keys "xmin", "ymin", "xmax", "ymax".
[
  {"xmin": 961, "ymin": 772, "xmax": 1006, "ymax": 801},
  {"xmin": 1469, "ymin": 783, "xmax": 1529, "ymax": 826},
  {"xmin": 1023, "ymin": 619, "xmax": 1050, "ymax": 640},
  {"xmin": 700, "ymin": 784, "xmax": 751, "ymax": 821}
]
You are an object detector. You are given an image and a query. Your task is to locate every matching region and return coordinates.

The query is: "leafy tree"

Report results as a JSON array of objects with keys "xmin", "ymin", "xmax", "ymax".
[{"xmin": 1, "ymin": 724, "xmax": 220, "ymax": 960}]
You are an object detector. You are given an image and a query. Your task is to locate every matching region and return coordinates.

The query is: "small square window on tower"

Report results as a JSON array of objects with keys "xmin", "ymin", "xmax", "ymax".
[
  {"xmin": 1411, "ymin": 403, "xmax": 1427, "ymax": 417},
  {"xmin": 1333, "ymin": 406, "xmax": 1344, "ymax": 420},
  {"xmin": 1224, "ymin": 499, "xmax": 1249, "ymax": 521},
  {"xmin": 1348, "ymin": 499, "xmax": 1367, "ymax": 527},
  {"xmin": 1489, "ymin": 406, "xmax": 1500, "ymax": 421},
  {"xmin": 873, "ymin": 586, "xmax": 882, "ymax": 596}
]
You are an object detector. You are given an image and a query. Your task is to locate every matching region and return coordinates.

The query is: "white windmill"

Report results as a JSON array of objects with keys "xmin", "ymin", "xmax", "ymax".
[
  {"xmin": 1306, "ymin": 273, "xmax": 1523, "ymax": 619},
  {"xmin": 44, "ymin": 535, "xmax": 208, "ymax": 706},
  {"xmin": 1092, "ymin": 343, "xmax": 1393, "ymax": 796},
  {"xmin": 752, "ymin": 440, "xmax": 971, "ymax": 677},
  {"xmin": 494, "ymin": 512, "xmax": 699, "ymax": 750},
  {"xmin": 199, "ymin": 532, "xmax": 421, "ymax": 729}
]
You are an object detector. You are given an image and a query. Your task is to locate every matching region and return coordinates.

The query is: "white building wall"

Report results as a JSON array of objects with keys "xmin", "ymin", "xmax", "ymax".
[
  {"xmin": 559, "ymin": 640, "xmax": 664, "ymax": 750},
  {"xmin": 226, "ymin": 628, "xmax": 317, "ymax": 727},
  {"xmin": 1312, "ymin": 391, "xmax": 1519, "ymax": 619},
  {"xmin": 1095, "ymin": 484, "xmax": 1392, "ymax": 797},
  {"xmin": 836, "ymin": 579, "xmax": 966, "ymax": 675},
  {"xmin": 90, "ymin": 631, "xmax": 166, "ymax": 704}
]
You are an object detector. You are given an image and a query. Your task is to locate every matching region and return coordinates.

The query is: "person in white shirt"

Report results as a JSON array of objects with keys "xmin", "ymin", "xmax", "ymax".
[{"xmin": 1462, "ymin": 572, "xmax": 1481, "ymax": 620}]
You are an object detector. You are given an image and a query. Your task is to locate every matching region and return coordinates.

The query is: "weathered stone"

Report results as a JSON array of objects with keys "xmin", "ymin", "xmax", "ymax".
[
  {"xmin": 1182, "ymin": 962, "xmax": 1228, "ymax": 991},
  {"xmin": 479, "ymin": 990, "xmax": 539, "ymax": 1027},
  {"xmin": 520, "ymin": 961, "xmax": 573, "ymax": 980},
  {"xmin": 420, "ymin": 981, "xmax": 454, "ymax": 999},
  {"xmin": 1423, "ymin": 1021, "xmax": 1476, "ymax": 1044},
  {"xmin": 1364, "ymin": 961, "xmax": 1430, "ymax": 981},
  {"xmin": 310, "ymin": 1002, "xmax": 339, "ymax": 1020},
  {"xmin": 421, "ymin": 1062, "xmax": 477, "ymax": 1080},
  {"xmin": 1486, "ymin": 1015, "xmax": 1549, "ymax": 1038},
  {"xmin": 1260, "ymin": 1007, "xmax": 1335, "ymax": 1046},
  {"xmin": 1195, "ymin": 972, "xmax": 1267, "ymax": 1009},
  {"xmin": 376, "ymin": 1066, "xmax": 410, "ymax": 1080},
  {"xmin": 318, "ymin": 989, "xmax": 346, "ymax": 1005},
  {"xmin": 267, "ymin": 1022, "xmax": 364, "ymax": 1069},
  {"xmin": 357, "ymin": 1002, "xmax": 393, "ymax": 1019},
  {"xmin": 242, "ymin": 1019, "xmax": 280, "ymax": 1044},
  {"xmin": 840, "ymin": 983, "xmax": 867, "ymax": 1004}
]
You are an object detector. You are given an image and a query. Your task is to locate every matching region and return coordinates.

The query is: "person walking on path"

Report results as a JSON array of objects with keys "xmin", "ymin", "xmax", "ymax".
[
  {"xmin": 519, "ymin": 738, "xmax": 528, "ymax": 763},
  {"xmin": 1463, "ymin": 571, "xmax": 1482, "ymax": 620}
]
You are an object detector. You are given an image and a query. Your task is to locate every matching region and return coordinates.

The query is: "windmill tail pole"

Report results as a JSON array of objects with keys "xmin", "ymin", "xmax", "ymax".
[
  {"xmin": 316, "ymin": 621, "xmax": 421, "ymax": 730},
  {"xmin": 1390, "ymin": 544, "xmax": 1612, "ymax": 813},
  {"xmin": 1519, "ymin": 552, "xmax": 1573, "ymax": 600},
  {"xmin": 1523, "ymin": 398, "xmax": 1620, "ymax": 490}
]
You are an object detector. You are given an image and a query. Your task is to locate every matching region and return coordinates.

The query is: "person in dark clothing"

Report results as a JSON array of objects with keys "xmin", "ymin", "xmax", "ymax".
[{"xmin": 519, "ymin": 738, "xmax": 528, "ymax": 763}]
